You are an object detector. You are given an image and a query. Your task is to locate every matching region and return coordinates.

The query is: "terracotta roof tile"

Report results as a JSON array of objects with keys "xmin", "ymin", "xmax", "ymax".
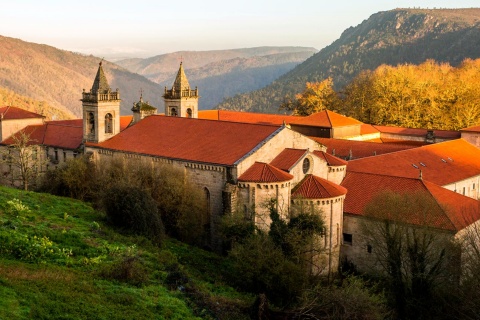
[
  {"xmin": 312, "ymin": 150, "xmax": 348, "ymax": 166},
  {"xmin": 87, "ymin": 116, "xmax": 281, "ymax": 166},
  {"xmin": 2, "ymin": 121, "xmax": 83, "ymax": 150},
  {"xmin": 311, "ymin": 137, "xmax": 417, "ymax": 160},
  {"xmin": 360, "ymin": 124, "xmax": 380, "ymax": 135},
  {"xmin": 461, "ymin": 125, "xmax": 480, "ymax": 133},
  {"xmin": 0, "ymin": 106, "xmax": 44, "ymax": 120},
  {"xmin": 373, "ymin": 125, "xmax": 460, "ymax": 139},
  {"xmin": 197, "ymin": 110, "xmax": 220, "ymax": 120},
  {"xmin": 292, "ymin": 174, "xmax": 347, "ymax": 199},
  {"xmin": 198, "ymin": 110, "xmax": 299, "ymax": 125},
  {"xmin": 269, "ymin": 148, "xmax": 308, "ymax": 171},
  {"xmin": 341, "ymin": 171, "xmax": 480, "ymax": 231},
  {"xmin": 291, "ymin": 110, "xmax": 363, "ymax": 128},
  {"xmin": 238, "ymin": 162, "xmax": 293, "ymax": 182},
  {"xmin": 347, "ymin": 139, "xmax": 480, "ymax": 186},
  {"xmin": 120, "ymin": 115, "xmax": 133, "ymax": 130}
]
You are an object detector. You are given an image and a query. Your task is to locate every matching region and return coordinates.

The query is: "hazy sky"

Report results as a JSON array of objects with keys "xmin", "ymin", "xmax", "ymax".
[{"xmin": 1, "ymin": 0, "xmax": 478, "ymax": 59}]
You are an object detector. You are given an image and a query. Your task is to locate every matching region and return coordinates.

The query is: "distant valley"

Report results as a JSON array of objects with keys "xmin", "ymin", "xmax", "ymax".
[{"xmin": 115, "ymin": 47, "xmax": 317, "ymax": 109}]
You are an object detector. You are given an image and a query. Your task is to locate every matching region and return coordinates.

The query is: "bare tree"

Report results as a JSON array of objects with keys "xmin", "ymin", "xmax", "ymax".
[
  {"xmin": 0, "ymin": 130, "xmax": 47, "ymax": 190},
  {"xmin": 360, "ymin": 191, "xmax": 458, "ymax": 319}
]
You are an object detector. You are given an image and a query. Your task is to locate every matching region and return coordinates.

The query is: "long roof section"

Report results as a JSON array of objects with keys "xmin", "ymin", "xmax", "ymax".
[
  {"xmin": 311, "ymin": 137, "xmax": 418, "ymax": 160},
  {"xmin": 346, "ymin": 139, "xmax": 480, "ymax": 186},
  {"xmin": 198, "ymin": 110, "xmax": 299, "ymax": 125},
  {"xmin": 341, "ymin": 171, "xmax": 480, "ymax": 232},
  {"xmin": 86, "ymin": 116, "xmax": 282, "ymax": 166},
  {"xmin": 0, "ymin": 106, "xmax": 44, "ymax": 120}
]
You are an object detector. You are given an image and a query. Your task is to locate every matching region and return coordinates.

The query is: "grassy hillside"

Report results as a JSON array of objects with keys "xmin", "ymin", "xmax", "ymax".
[
  {"xmin": 0, "ymin": 186, "xmax": 251, "ymax": 319},
  {"xmin": 117, "ymin": 47, "xmax": 316, "ymax": 109},
  {"xmin": 217, "ymin": 8, "xmax": 480, "ymax": 113},
  {"xmin": 0, "ymin": 36, "xmax": 164, "ymax": 117}
]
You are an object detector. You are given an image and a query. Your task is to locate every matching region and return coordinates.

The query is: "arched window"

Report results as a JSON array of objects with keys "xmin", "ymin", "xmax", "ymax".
[
  {"xmin": 204, "ymin": 187, "xmax": 211, "ymax": 216},
  {"xmin": 105, "ymin": 113, "xmax": 113, "ymax": 133},
  {"xmin": 302, "ymin": 158, "xmax": 310, "ymax": 174},
  {"xmin": 88, "ymin": 112, "xmax": 95, "ymax": 134},
  {"xmin": 171, "ymin": 107, "xmax": 178, "ymax": 116},
  {"xmin": 186, "ymin": 108, "xmax": 192, "ymax": 118}
]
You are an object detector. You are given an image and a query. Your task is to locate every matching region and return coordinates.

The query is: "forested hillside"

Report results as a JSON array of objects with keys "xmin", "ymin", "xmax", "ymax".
[
  {"xmin": 0, "ymin": 36, "xmax": 164, "ymax": 117},
  {"xmin": 218, "ymin": 8, "xmax": 480, "ymax": 113},
  {"xmin": 117, "ymin": 47, "xmax": 316, "ymax": 109}
]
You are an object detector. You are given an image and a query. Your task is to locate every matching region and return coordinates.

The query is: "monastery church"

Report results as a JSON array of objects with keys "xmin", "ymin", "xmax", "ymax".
[{"xmin": 2, "ymin": 62, "xmax": 480, "ymax": 275}]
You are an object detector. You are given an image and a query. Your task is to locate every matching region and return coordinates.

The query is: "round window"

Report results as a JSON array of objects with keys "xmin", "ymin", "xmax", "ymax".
[{"xmin": 302, "ymin": 158, "xmax": 310, "ymax": 174}]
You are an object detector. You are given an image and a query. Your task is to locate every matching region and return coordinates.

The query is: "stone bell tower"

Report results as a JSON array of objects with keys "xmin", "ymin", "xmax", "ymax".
[
  {"xmin": 81, "ymin": 61, "xmax": 121, "ymax": 143},
  {"xmin": 163, "ymin": 62, "xmax": 199, "ymax": 118}
]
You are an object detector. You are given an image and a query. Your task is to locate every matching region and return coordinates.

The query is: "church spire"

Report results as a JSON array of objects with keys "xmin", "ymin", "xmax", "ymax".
[
  {"xmin": 163, "ymin": 62, "xmax": 199, "ymax": 118},
  {"xmin": 91, "ymin": 60, "xmax": 110, "ymax": 94},
  {"xmin": 173, "ymin": 62, "xmax": 191, "ymax": 92}
]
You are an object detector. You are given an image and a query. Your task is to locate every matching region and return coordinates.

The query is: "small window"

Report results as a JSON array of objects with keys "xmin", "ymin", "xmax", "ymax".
[
  {"xmin": 88, "ymin": 112, "xmax": 95, "ymax": 134},
  {"xmin": 474, "ymin": 183, "xmax": 476, "ymax": 190},
  {"xmin": 105, "ymin": 113, "xmax": 113, "ymax": 134},
  {"xmin": 32, "ymin": 148, "xmax": 37, "ymax": 160},
  {"xmin": 343, "ymin": 233, "xmax": 352, "ymax": 245},
  {"xmin": 171, "ymin": 107, "xmax": 178, "ymax": 117},
  {"xmin": 463, "ymin": 187, "xmax": 466, "ymax": 195},
  {"xmin": 54, "ymin": 149, "xmax": 58, "ymax": 161},
  {"xmin": 367, "ymin": 244, "xmax": 372, "ymax": 253},
  {"xmin": 186, "ymin": 108, "xmax": 192, "ymax": 118},
  {"xmin": 63, "ymin": 151, "xmax": 67, "ymax": 162},
  {"xmin": 302, "ymin": 158, "xmax": 310, "ymax": 174}
]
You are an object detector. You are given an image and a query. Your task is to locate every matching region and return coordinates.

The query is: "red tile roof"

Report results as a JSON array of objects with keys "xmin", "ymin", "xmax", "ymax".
[
  {"xmin": 292, "ymin": 174, "xmax": 347, "ymax": 199},
  {"xmin": 87, "ymin": 116, "xmax": 281, "ymax": 166},
  {"xmin": 373, "ymin": 125, "xmax": 460, "ymax": 139},
  {"xmin": 346, "ymin": 139, "xmax": 480, "ymax": 186},
  {"xmin": 341, "ymin": 171, "xmax": 480, "ymax": 231},
  {"xmin": 198, "ymin": 110, "xmax": 365, "ymax": 130},
  {"xmin": 290, "ymin": 110, "xmax": 363, "ymax": 128},
  {"xmin": 1, "ymin": 116, "xmax": 136, "ymax": 150},
  {"xmin": 0, "ymin": 106, "xmax": 44, "ymax": 120},
  {"xmin": 461, "ymin": 125, "xmax": 480, "ymax": 133},
  {"xmin": 311, "ymin": 137, "xmax": 417, "ymax": 160},
  {"xmin": 312, "ymin": 150, "xmax": 348, "ymax": 166},
  {"xmin": 198, "ymin": 110, "xmax": 299, "ymax": 125},
  {"xmin": 269, "ymin": 148, "xmax": 308, "ymax": 171},
  {"xmin": 238, "ymin": 162, "xmax": 293, "ymax": 182},
  {"xmin": 360, "ymin": 124, "xmax": 380, "ymax": 135},
  {"xmin": 2, "ymin": 121, "xmax": 83, "ymax": 150},
  {"xmin": 120, "ymin": 115, "xmax": 133, "ymax": 130}
]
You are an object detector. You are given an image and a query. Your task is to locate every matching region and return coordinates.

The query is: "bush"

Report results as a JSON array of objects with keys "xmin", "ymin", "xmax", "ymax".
[
  {"xmin": 102, "ymin": 184, "xmax": 165, "ymax": 246},
  {"xmin": 99, "ymin": 254, "xmax": 149, "ymax": 287}
]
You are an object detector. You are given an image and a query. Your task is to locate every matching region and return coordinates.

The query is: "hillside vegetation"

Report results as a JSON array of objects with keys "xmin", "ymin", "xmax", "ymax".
[
  {"xmin": 117, "ymin": 47, "xmax": 316, "ymax": 109},
  {"xmin": 218, "ymin": 8, "xmax": 480, "ymax": 113},
  {"xmin": 0, "ymin": 185, "xmax": 251, "ymax": 319},
  {"xmin": 0, "ymin": 36, "xmax": 164, "ymax": 117}
]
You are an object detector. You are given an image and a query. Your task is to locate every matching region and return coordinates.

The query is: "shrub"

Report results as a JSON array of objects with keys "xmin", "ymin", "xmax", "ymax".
[
  {"xmin": 99, "ymin": 254, "xmax": 149, "ymax": 287},
  {"xmin": 102, "ymin": 184, "xmax": 165, "ymax": 246}
]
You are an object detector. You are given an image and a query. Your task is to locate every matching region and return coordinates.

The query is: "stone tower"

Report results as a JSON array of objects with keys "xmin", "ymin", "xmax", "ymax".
[
  {"xmin": 163, "ymin": 62, "xmax": 199, "ymax": 118},
  {"xmin": 82, "ymin": 61, "xmax": 121, "ymax": 143}
]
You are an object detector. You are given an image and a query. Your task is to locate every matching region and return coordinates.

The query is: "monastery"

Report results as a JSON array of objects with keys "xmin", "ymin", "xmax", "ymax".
[{"xmin": 1, "ymin": 62, "xmax": 480, "ymax": 275}]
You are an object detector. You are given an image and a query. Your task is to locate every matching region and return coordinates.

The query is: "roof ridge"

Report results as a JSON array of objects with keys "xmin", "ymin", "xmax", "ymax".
[{"xmin": 324, "ymin": 110, "xmax": 333, "ymax": 127}]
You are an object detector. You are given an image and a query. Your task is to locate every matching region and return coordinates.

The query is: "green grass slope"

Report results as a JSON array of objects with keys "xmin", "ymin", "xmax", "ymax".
[{"xmin": 0, "ymin": 186, "xmax": 251, "ymax": 319}]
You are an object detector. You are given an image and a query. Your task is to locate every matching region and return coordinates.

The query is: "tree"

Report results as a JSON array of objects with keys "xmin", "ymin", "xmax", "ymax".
[
  {"xmin": 0, "ymin": 130, "xmax": 48, "ymax": 190},
  {"xmin": 360, "ymin": 191, "xmax": 458, "ymax": 319},
  {"xmin": 102, "ymin": 183, "xmax": 165, "ymax": 246},
  {"xmin": 280, "ymin": 78, "xmax": 340, "ymax": 115}
]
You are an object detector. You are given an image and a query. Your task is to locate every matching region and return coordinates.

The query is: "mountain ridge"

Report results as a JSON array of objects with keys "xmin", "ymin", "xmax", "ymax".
[{"xmin": 217, "ymin": 8, "xmax": 480, "ymax": 113}]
